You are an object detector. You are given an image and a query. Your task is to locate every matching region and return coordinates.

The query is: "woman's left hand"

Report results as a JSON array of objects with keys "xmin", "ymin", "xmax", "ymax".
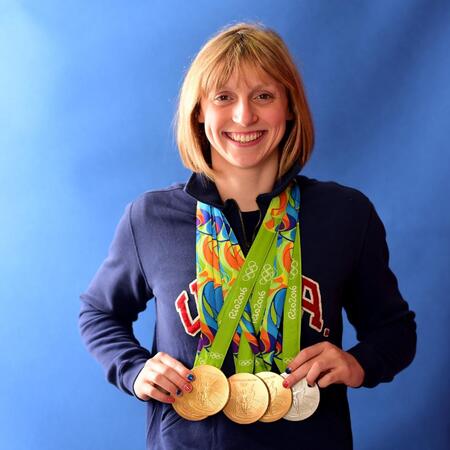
[{"xmin": 282, "ymin": 342, "xmax": 365, "ymax": 389}]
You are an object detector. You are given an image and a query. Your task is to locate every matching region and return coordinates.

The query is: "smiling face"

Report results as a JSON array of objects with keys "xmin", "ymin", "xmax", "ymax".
[{"xmin": 198, "ymin": 65, "xmax": 292, "ymax": 175}]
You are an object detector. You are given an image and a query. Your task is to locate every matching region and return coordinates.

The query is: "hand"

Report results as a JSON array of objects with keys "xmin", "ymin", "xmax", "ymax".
[
  {"xmin": 282, "ymin": 342, "xmax": 365, "ymax": 389},
  {"xmin": 133, "ymin": 352, "xmax": 195, "ymax": 403}
]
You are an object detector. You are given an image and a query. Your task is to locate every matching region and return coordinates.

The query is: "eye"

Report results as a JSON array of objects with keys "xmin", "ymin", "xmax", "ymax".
[
  {"xmin": 214, "ymin": 93, "xmax": 232, "ymax": 103},
  {"xmin": 255, "ymin": 92, "xmax": 274, "ymax": 101}
]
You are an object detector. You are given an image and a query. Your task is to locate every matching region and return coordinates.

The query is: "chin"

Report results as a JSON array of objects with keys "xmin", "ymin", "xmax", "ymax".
[
  {"xmin": 212, "ymin": 145, "xmax": 277, "ymax": 172},
  {"xmin": 227, "ymin": 157, "xmax": 269, "ymax": 171}
]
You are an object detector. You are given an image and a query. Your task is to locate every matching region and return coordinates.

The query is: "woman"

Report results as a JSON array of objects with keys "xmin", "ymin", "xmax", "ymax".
[{"xmin": 79, "ymin": 23, "xmax": 416, "ymax": 450}]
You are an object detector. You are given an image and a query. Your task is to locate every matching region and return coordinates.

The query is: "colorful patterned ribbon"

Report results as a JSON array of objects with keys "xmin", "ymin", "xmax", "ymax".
[{"xmin": 194, "ymin": 182, "xmax": 302, "ymax": 373}]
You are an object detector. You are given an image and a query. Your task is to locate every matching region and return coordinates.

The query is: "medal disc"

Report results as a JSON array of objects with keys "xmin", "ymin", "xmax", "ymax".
[
  {"xmin": 172, "ymin": 404, "xmax": 208, "ymax": 422},
  {"xmin": 223, "ymin": 373, "xmax": 269, "ymax": 424},
  {"xmin": 173, "ymin": 365, "xmax": 229, "ymax": 420},
  {"xmin": 280, "ymin": 374, "xmax": 320, "ymax": 421},
  {"xmin": 256, "ymin": 372, "xmax": 293, "ymax": 422}
]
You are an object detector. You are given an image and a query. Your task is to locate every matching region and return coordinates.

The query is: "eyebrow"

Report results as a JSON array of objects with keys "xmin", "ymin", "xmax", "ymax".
[{"xmin": 216, "ymin": 83, "xmax": 278, "ymax": 92}]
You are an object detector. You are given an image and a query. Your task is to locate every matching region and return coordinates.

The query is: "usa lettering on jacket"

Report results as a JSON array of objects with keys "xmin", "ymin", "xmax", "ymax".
[{"xmin": 175, "ymin": 275, "xmax": 326, "ymax": 337}]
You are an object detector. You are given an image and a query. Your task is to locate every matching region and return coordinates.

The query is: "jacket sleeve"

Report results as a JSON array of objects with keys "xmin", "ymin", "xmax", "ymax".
[
  {"xmin": 79, "ymin": 202, "xmax": 153, "ymax": 396},
  {"xmin": 345, "ymin": 203, "xmax": 417, "ymax": 388}
]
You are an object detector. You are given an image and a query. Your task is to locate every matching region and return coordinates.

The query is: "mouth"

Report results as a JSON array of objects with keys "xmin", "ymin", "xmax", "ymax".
[{"xmin": 224, "ymin": 131, "xmax": 266, "ymax": 145}]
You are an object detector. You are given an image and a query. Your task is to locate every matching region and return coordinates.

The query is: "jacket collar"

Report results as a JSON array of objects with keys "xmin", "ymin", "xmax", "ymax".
[{"xmin": 183, "ymin": 162, "xmax": 302, "ymax": 211}]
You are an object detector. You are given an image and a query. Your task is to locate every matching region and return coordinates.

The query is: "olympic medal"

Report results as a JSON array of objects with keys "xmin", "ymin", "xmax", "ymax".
[
  {"xmin": 172, "ymin": 403, "xmax": 208, "ymax": 421},
  {"xmin": 256, "ymin": 372, "xmax": 293, "ymax": 423},
  {"xmin": 173, "ymin": 365, "xmax": 229, "ymax": 420},
  {"xmin": 223, "ymin": 373, "xmax": 269, "ymax": 424},
  {"xmin": 280, "ymin": 374, "xmax": 320, "ymax": 421}
]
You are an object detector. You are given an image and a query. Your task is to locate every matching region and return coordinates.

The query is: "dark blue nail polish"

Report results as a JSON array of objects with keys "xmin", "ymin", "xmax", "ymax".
[
  {"xmin": 176, "ymin": 389, "xmax": 182, "ymax": 396},
  {"xmin": 285, "ymin": 367, "xmax": 292, "ymax": 374},
  {"xmin": 187, "ymin": 373, "xmax": 195, "ymax": 382}
]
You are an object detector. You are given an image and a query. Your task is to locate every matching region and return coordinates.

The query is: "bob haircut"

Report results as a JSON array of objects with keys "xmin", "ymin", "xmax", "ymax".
[{"xmin": 176, "ymin": 22, "xmax": 314, "ymax": 181}]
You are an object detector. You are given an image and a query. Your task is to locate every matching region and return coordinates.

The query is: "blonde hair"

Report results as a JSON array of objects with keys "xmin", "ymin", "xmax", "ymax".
[{"xmin": 176, "ymin": 22, "xmax": 314, "ymax": 180}]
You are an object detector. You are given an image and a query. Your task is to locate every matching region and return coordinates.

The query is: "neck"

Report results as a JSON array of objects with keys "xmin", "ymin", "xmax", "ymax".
[{"xmin": 212, "ymin": 154, "xmax": 279, "ymax": 212}]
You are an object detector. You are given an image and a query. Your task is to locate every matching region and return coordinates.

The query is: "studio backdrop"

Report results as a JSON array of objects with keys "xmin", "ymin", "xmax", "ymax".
[{"xmin": 0, "ymin": 1, "xmax": 449, "ymax": 449}]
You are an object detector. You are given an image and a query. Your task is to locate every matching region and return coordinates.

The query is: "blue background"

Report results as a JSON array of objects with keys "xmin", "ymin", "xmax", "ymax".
[{"xmin": 1, "ymin": 0, "xmax": 449, "ymax": 449}]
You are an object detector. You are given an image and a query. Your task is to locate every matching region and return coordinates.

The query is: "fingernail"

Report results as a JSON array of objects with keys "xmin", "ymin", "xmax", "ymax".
[
  {"xmin": 187, "ymin": 373, "xmax": 195, "ymax": 382},
  {"xmin": 184, "ymin": 384, "xmax": 192, "ymax": 392},
  {"xmin": 167, "ymin": 397, "xmax": 175, "ymax": 403},
  {"xmin": 176, "ymin": 389, "xmax": 182, "ymax": 396},
  {"xmin": 282, "ymin": 380, "xmax": 289, "ymax": 388},
  {"xmin": 285, "ymin": 367, "xmax": 292, "ymax": 374}
]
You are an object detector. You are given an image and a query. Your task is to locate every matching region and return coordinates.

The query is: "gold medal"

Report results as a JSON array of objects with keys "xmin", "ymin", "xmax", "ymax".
[
  {"xmin": 173, "ymin": 365, "xmax": 229, "ymax": 420},
  {"xmin": 256, "ymin": 372, "xmax": 293, "ymax": 422},
  {"xmin": 172, "ymin": 404, "xmax": 208, "ymax": 422},
  {"xmin": 223, "ymin": 373, "xmax": 269, "ymax": 424}
]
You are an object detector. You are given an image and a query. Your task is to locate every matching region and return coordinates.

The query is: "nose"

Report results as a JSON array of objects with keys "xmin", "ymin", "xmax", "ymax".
[{"xmin": 232, "ymin": 98, "xmax": 257, "ymax": 127}]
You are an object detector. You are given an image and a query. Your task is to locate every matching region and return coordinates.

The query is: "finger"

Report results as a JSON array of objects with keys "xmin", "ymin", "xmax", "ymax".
[
  {"xmin": 155, "ymin": 384, "xmax": 170, "ymax": 396},
  {"xmin": 148, "ymin": 361, "xmax": 189, "ymax": 397},
  {"xmin": 306, "ymin": 360, "xmax": 333, "ymax": 386},
  {"xmin": 284, "ymin": 357, "xmax": 333, "ymax": 388},
  {"xmin": 283, "ymin": 359, "xmax": 316, "ymax": 388},
  {"xmin": 147, "ymin": 353, "xmax": 194, "ymax": 394},
  {"xmin": 316, "ymin": 370, "xmax": 336, "ymax": 388},
  {"xmin": 157, "ymin": 352, "xmax": 195, "ymax": 383},
  {"xmin": 286, "ymin": 342, "xmax": 328, "ymax": 372},
  {"xmin": 144, "ymin": 382, "xmax": 176, "ymax": 404}
]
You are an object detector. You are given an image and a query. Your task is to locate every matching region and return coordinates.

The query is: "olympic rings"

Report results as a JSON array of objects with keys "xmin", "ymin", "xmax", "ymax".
[
  {"xmin": 242, "ymin": 261, "xmax": 258, "ymax": 281},
  {"xmin": 289, "ymin": 260, "xmax": 299, "ymax": 279},
  {"xmin": 259, "ymin": 264, "xmax": 275, "ymax": 284}
]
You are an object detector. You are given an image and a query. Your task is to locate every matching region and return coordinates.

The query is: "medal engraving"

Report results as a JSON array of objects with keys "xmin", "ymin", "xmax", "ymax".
[
  {"xmin": 236, "ymin": 383, "xmax": 255, "ymax": 415},
  {"xmin": 223, "ymin": 373, "xmax": 269, "ymax": 424}
]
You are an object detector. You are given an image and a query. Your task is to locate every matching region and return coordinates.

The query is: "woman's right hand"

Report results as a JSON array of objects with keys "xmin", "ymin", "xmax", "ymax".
[{"xmin": 133, "ymin": 352, "xmax": 195, "ymax": 403}]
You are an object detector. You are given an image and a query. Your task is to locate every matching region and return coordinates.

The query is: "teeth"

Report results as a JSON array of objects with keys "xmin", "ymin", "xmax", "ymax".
[{"xmin": 227, "ymin": 131, "xmax": 263, "ymax": 143}]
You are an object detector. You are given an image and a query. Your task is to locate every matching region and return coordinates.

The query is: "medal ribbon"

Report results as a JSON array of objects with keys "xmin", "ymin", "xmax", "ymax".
[
  {"xmin": 267, "ymin": 222, "xmax": 302, "ymax": 373},
  {"xmin": 257, "ymin": 187, "xmax": 302, "ymax": 373},
  {"xmin": 195, "ymin": 182, "xmax": 302, "ymax": 373}
]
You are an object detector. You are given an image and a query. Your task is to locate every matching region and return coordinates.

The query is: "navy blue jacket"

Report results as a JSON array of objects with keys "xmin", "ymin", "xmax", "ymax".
[{"xmin": 79, "ymin": 164, "xmax": 416, "ymax": 450}]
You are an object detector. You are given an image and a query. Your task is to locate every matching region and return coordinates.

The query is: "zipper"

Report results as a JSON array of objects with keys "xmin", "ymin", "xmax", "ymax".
[
  {"xmin": 251, "ymin": 209, "xmax": 263, "ymax": 243},
  {"xmin": 237, "ymin": 204, "xmax": 262, "ymax": 253},
  {"xmin": 237, "ymin": 206, "xmax": 250, "ymax": 253}
]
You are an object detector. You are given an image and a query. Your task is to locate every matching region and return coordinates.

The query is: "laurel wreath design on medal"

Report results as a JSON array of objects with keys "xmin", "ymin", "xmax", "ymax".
[{"xmin": 242, "ymin": 261, "xmax": 258, "ymax": 281}]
